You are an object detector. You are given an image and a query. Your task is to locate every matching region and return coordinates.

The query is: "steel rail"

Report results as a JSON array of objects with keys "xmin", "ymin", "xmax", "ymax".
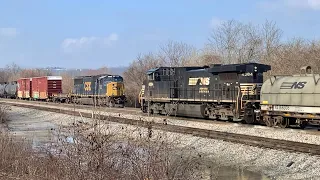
[{"xmin": 2, "ymin": 101, "xmax": 320, "ymax": 156}]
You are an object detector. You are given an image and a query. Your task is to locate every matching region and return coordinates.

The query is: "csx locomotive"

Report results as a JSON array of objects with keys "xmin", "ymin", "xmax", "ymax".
[
  {"xmin": 139, "ymin": 63, "xmax": 320, "ymax": 128},
  {"xmin": 71, "ymin": 74, "xmax": 126, "ymax": 107}
]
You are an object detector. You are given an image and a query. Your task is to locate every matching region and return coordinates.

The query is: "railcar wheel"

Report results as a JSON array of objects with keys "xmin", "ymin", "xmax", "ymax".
[
  {"xmin": 263, "ymin": 116, "xmax": 274, "ymax": 127},
  {"xmin": 278, "ymin": 117, "xmax": 289, "ymax": 128},
  {"xmin": 299, "ymin": 121, "xmax": 308, "ymax": 129},
  {"xmin": 109, "ymin": 101, "xmax": 115, "ymax": 108}
]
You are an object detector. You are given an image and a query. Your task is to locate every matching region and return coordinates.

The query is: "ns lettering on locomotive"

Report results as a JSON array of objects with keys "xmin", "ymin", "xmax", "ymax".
[{"xmin": 139, "ymin": 63, "xmax": 271, "ymax": 124}]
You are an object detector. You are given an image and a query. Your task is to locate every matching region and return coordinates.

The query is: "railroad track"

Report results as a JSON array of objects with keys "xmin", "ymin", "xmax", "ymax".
[
  {"xmin": 2, "ymin": 101, "xmax": 320, "ymax": 156},
  {"xmin": 2, "ymin": 98, "xmax": 320, "ymax": 132}
]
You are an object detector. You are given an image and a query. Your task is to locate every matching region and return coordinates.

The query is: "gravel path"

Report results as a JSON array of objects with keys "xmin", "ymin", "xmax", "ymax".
[
  {"xmin": 3, "ymin": 100, "xmax": 320, "ymax": 146},
  {"xmin": 5, "ymin": 106, "xmax": 320, "ymax": 180}
]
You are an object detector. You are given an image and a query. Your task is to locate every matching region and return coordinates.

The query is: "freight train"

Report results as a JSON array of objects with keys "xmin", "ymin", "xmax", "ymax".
[
  {"xmin": 139, "ymin": 63, "xmax": 320, "ymax": 129},
  {"xmin": 0, "ymin": 74, "xmax": 126, "ymax": 107}
]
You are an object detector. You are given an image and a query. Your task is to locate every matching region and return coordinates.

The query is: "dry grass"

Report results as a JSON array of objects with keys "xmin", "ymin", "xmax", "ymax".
[
  {"xmin": 0, "ymin": 105, "xmax": 9, "ymax": 124},
  {"xmin": 0, "ymin": 111, "xmax": 211, "ymax": 180}
]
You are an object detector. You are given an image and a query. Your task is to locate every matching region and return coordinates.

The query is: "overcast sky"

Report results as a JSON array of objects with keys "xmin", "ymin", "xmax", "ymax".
[{"xmin": 1, "ymin": 0, "xmax": 320, "ymax": 69}]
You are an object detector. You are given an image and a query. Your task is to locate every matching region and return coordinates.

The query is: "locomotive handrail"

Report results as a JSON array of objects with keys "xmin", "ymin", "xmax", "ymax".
[
  {"xmin": 300, "ymin": 65, "xmax": 320, "ymax": 85},
  {"xmin": 312, "ymin": 73, "xmax": 320, "ymax": 85},
  {"xmin": 268, "ymin": 75, "xmax": 291, "ymax": 85}
]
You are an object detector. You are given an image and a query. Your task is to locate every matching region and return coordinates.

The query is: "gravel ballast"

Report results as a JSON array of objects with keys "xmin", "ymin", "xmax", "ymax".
[
  {"xmin": 3, "ymin": 100, "xmax": 320, "ymax": 145},
  {"xmin": 4, "ymin": 105, "xmax": 320, "ymax": 180}
]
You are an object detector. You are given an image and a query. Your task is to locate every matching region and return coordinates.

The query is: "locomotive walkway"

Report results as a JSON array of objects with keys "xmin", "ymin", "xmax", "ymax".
[{"xmin": 2, "ymin": 100, "xmax": 320, "ymax": 156}]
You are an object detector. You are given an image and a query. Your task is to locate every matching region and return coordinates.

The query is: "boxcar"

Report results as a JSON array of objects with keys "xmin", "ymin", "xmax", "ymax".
[
  {"xmin": 31, "ymin": 76, "xmax": 62, "ymax": 100},
  {"xmin": 17, "ymin": 78, "xmax": 31, "ymax": 99}
]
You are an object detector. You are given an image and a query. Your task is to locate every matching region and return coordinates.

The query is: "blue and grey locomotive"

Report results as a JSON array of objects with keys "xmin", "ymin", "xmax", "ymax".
[{"xmin": 139, "ymin": 63, "xmax": 271, "ymax": 124}]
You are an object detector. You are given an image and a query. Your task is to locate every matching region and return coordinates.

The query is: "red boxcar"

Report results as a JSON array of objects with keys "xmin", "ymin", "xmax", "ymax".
[
  {"xmin": 17, "ymin": 78, "xmax": 31, "ymax": 99},
  {"xmin": 31, "ymin": 76, "xmax": 62, "ymax": 100}
]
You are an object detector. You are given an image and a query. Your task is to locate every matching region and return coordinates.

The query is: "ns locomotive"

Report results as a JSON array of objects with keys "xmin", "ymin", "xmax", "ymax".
[
  {"xmin": 139, "ymin": 63, "xmax": 271, "ymax": 124},
  {"xmin": 139, "ymin": 63, "xmax": 320, "ymax": 128}
]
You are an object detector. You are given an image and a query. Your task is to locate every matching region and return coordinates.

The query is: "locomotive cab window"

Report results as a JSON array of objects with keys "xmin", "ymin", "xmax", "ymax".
[
  {"xmin": 169, "ymin": 68, "xmax": 175, "ymax": 75},
  {"xmin": 154, "ymin": 72, "xmax": 160, "ymax": 81},
  {"xmin": 162, "ymin": 69, "xmax": 170, "ymax": 76},
  {"xmin": 148, "ymin": 74, "xmax": 154, "ymax": 80},
  {"xmin": 113, "ymin": 76, "xmax": 123, "ymax": 82}
]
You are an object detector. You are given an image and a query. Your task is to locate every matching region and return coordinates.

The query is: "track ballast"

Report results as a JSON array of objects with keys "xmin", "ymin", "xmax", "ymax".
[{"xmin": 2, "ymin": 100, "xmax": 320, "ymax": 156}]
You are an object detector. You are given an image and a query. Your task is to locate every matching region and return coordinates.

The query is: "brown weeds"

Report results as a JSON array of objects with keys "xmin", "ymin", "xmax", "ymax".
[
  {"xmin": 0, "ymin": 107, "xmax": 211, "ymax": 180},
  {"xmin": 0, "ymin": 105, "xmax": 9, "ymax": 124}
]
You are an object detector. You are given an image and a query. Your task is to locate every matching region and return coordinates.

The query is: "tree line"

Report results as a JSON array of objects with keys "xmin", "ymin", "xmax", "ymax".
[
  {"xmin": 1, "ymin": 19, "xmax": 320, "ymax": 107},
  {"xmin": 122, "ymin": 19, "xmax": 320, "ymax": 107}
]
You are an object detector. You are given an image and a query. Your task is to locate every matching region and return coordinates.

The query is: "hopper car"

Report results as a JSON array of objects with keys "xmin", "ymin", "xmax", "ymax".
[{"xmin": 261, "ymin": 66, "xmax": 320, "ymax": 128}]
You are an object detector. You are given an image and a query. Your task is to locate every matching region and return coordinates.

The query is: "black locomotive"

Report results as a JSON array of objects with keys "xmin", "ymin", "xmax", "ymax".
[{"xmin": 139, "ymin": 63, "xmax": 271, "ymax": 124}]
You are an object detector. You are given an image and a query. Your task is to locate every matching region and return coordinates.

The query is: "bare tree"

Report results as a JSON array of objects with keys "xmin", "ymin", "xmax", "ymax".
[
  {"xmin": 3, "ymin": 63, "xmax": 21, "ymax": 82},
  {"xmin": 61, "ymin": 73, "xmax": 74, "ymax": 94},
  {"xmin": 264, "ymin": 38, "xmax": 320, "ymax": 78},
  {"xmin": 209, "ymin": 20, "xmax": 244, "ymax": 64},
  {"xmin": 19, "ymin": 68, "xmax": 52, "ymax": 78},
  {"xmin": 123, "ymin": 53, "xmax": 163, "ymax": 107},
  {"xmin": 188, "ymin": 48, "xmax": 222, "ymax": 66},
  {"xmin": 260, "ymin": 20, "xmax": 283, "ymax": 63},
  {"xmin": 158, "ymin": 40, "xmax": 198, "ymax": 66},
  {"xmin": 209, "ymin": 19, "xmax": 282, "ymax": 64}
]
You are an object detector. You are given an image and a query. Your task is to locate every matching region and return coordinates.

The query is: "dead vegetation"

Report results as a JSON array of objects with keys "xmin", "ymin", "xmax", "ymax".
[
  {"xmin": 0, "ymin": 107, "xmax": 211, "ymax": 180},
  {"xmin": 0, "ymin": 105, "xmax": 9, "ymax": 124}
]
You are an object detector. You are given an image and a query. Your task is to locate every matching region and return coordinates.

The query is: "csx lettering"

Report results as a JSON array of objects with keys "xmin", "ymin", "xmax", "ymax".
[
  {"xmin": 84, "ymin": 82, "xmax": 91, "ymax": 91},
  {"xmin": 291, "ymin": 82, "xmax": 307, "ymax": 89}
]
